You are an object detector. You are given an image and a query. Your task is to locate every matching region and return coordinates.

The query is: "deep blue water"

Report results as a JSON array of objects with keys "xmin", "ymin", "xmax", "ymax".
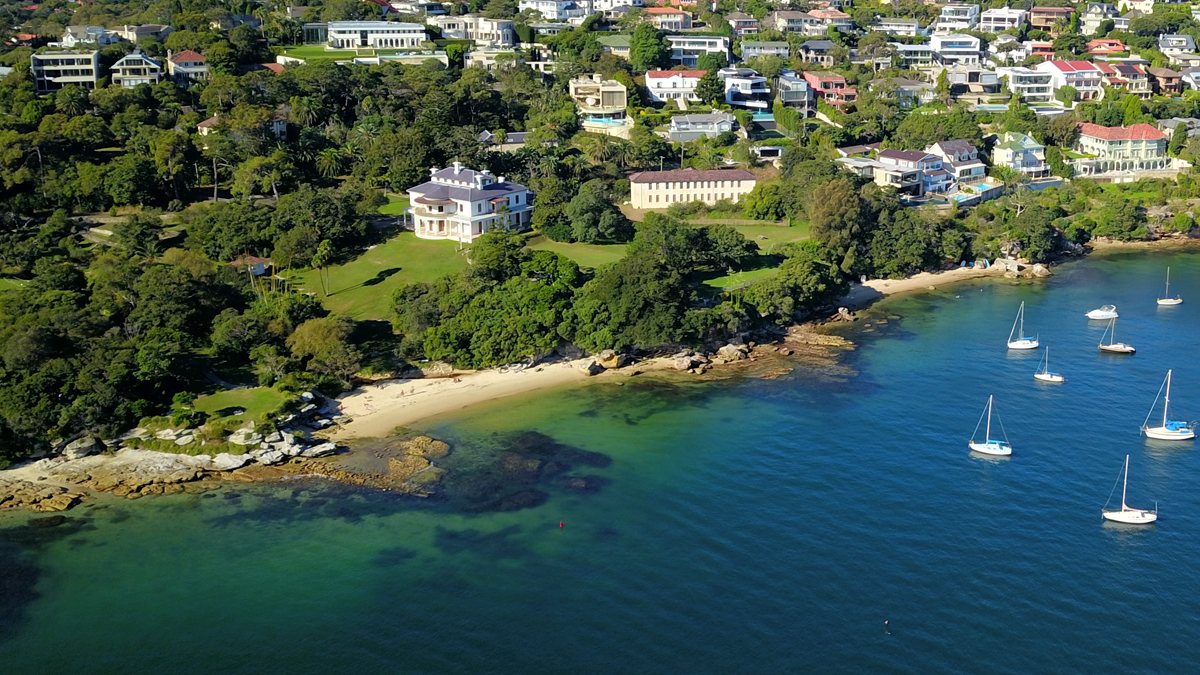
[{"xmin": 2, "ymin": 250, "xmax": 1200, "ymax": 674}]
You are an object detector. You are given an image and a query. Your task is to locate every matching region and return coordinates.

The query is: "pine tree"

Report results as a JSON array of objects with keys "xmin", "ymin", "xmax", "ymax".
[
  {"xmin": 1170, "ymin": 122, "xmax": 1189, "ymax": 156},
  {"xmin": 694, "ymin": 70, "xmax": 724, "ymax": 105}
]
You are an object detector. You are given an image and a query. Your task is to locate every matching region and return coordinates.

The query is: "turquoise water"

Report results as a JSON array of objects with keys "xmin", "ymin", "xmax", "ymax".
[{"xmin": 3, "ymin": 250, "xmax": 1200, "ymax": 673}]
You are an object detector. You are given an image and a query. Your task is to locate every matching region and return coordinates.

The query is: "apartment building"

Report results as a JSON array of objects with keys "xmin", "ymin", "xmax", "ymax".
[
  {"xmin": 931, "ymin": 33, "xmax": 981, "ymax": 66},
  {"xmin": 894, "ymin": 42, "xmax": 934, "ymax": 68},
  {"xmin": 740, "ymin": 41, "xmax": 789, "ymax": 59},
  {"xmin": 996, "ymin": 66, "xmax": 1054, "ymax": 103},
  {"xmin": 430, "ymin": 14, "xmax": 515, "ymax": 46},
  {"xmin": 569, "ymin": 73, "xmax": 630, "ymax": 135},
  {"xmin": 1071, "ymin": 123, "xmax": 1177, "ymax": 175},
  {"xmin": 979, "ymin": 8, "xmax": 1026, "ymax": 32},
  {"xmin": 325, "ymin": 21, "xmax": 427, "ymax": 49},
  {"xmin": 666, "ymin": 35, "xmax": 729, "ymax": 67},
  {"xmin": 1035, "ymin": 60, "xmax": 1103, "ymax": 102},
  {"xmin": 406, "ymin": 163, "xmax": 534, "ymax": 243},
  {"xmin": 991, "ymin": 132, "xmax": 1050, "ymax": 178},
  {"xmin": 646, "ymin": 7, "xmax": 692, "ymax": 30},
  {"xmin": 1029, "ymin": 7, "xmax": 1074, "ymax": 34},
  {"xmin": 628, "ymin": 168, "xmax": 756, "ymax": 208},
  {"xmin": 30, "ymin": 50, "xmax": 100, "ymax": 93},
  {"xmin": 935, "ymin": 3, "xmax": 980, "ymax": 33}
]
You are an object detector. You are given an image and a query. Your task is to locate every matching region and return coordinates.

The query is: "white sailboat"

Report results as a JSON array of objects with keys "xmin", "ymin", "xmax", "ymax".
[
  {"xmin": 1098, "ymin": 317, "xmax": 1135, "ymax": 354},
  {"xmin": 1007, "ymin": 301, "xmax": 1039, "ymax": 350},
  {"xmin": 1157, "ymin": 267, "xmax": 1182, "ymax": 306},
  {"xmin": 1034, "ymin": 347, "xmax": 1064, "ymax": 383},
  {"xmin": 968, "ymin": 395, "xmax": 1013, "ymax": 456},
  {"xmin": 1142, "ymin": 370, "xmax": 1195, "ymax": 440},
  {"xmin": 1102, "ymin": 455, "xmax": 1158, "ymax": 525},
  {"xmin": 1086, "ymin": 305, "xmax": 1119, "ymax": 320}
]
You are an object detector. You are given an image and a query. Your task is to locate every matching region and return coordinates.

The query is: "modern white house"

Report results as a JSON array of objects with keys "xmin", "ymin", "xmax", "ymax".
[
  {"xmin": 60, "ymin": 25, "xmax": 120, "ymax": 48},
  {"xmin": 991, "ymin": 131, "xmax": 1050, "ymax": 178},
  {"xmin": 628, "ymin": 168, "xmax": 756, "ymax": 208},
  {"xmin": 666, "ymin": 35, "xmax": 729, "ymax": 67},
  {"xmin": 873, "ymin": 17, "xmax": 920, "ymax": 36},
  {"xmin": 406, "ymin": 162, "xmax": 534, "ymax": 243},
  {"xmin": 935, "ymin": 3, "xmax": 980, "ymax": 33},
  {"xmin": 776, "ymin": 70, "xmax": 815, "ymax": 117},
  {"xmin": 519, "ymin": 0, "xmax": 591, "ymax": 20},
  {"xmin": 646, "ymin": 69, "xmax": 705, "ymax": 102},
  {"xmin": 740, "ymin": 41, "xmax": 789, "ymax": 59},
  {"xmin": 668, "ymin": 112, "xmax": 736, "ymax": 142},
  {"xmin": 110, "ymin": 51, "xmax": 164, "ymax": 87},
  {"xmin": 325, "ymin": 21, "xmax": 427, "ymax": 49},
  {"xmin": 429, "ymin": 14, "xmax": 515, "ymax": 46},
  {"xmin": 1034, "ymin": 60, "xmax": 1104, "ymax": 102},
  {"xmin": 719, "ymin": 67, "xmax": 771, "ymax": 110},
  {"xmin": 931, "ymin": 33, "xmax": 982, "ymax": 66},
  {"xmin": 30, "ymin": 50, "xmax": 101, "ymax": 93},
  {"xmin": 996, "ymin": 66, "xmax": 1054, "ymax": 103},
  {"xmin": 979, "ymin": 8, "xmax": 1027, "ymax": 32}
]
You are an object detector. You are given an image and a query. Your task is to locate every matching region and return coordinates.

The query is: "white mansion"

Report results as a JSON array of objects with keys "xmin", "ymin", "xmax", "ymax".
[{"xmin": 406, "ymin": 163, "xmax": 534, "ymax": 243}]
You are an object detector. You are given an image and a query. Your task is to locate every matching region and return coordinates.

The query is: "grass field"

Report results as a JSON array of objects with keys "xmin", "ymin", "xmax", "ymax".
[
  {"xmin": 702, "ymin": 265, "xmax": 781, "ymax": 291},
  {"xmin": 528, "ymin": 236, "xmax": 628, "ymax": 269},
  {"xmin": 194, "ymin": 387, "xmax": 287, "ymax": 423},
  {"xmin": 728, "ymin": 223, "xmax": 809, "ymax": 252},
  {"xmin": 379, "ymin": 195, "xmax": 410, "ymax": 215},
  {"xmin": 0, "ymin": 278, "xmax": 26, "ymax": 291},
  {"xmin": 282, "ymin": 46, "xmax": 362, "ymax": 60},
  {"xmin": 292, "ymin": 231, "xmax": 467, "ymax": 320},
  {"xmin": 1100, "ymin": 184, "xmax": 1156, "ymax": 201}
]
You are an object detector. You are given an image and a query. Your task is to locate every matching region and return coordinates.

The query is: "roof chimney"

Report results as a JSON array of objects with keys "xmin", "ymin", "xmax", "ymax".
[
  {"xmin": 430, "ymin": 166, "xmax": 439, "ymax": 176},
  {"xmin": 473, "ymin": 174, "xmax": 484, "ymax": 189},
  {"xmin": 453, "ymin": 161, "xmax": 463, "ymax": 174},
  {"xmin": 497, "ymin": 176, "xmax": 506, "ymax": 184}
]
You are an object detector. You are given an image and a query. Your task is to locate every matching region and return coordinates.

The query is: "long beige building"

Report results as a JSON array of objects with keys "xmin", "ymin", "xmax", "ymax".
[{"xmin": 629, "ymin": 168, "xmax": 757, "ymax": 208}]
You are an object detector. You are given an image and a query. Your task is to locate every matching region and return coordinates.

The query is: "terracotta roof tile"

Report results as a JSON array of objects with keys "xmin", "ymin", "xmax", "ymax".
[
  {"xmin": 629, "ymin": 167, "xmax": 756, "ymax": 183},
  {"xmin": 1078, "ymin": 122, "xmax": 1166, "ymax": 141}
]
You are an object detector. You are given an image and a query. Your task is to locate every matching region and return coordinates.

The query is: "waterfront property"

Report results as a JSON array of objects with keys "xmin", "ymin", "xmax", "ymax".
[
  {"xmin": 1070, "ymin": 123, "xmax": 1191, "ymax": 177},
  {"xmin": 991, "ymin": 132, "xmax": 1050, "ymax": 178},
  {"xmin": 29, "ymin": 50, "xmax": 100, "ymax": 93},
  {"xmin": 628, "ymin": 167, "xmax": 756, "ymax": 208},
  {"xmin": 406, "ymin": 162, "xmax": 534, "ymax": 243},
  {"xmin": 926, "ymin": 139, "xmax": 986, "ymax": 184}
]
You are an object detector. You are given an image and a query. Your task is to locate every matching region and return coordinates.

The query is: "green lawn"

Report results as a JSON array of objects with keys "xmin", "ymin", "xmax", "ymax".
[
  {"xmin": 729, "ymin": 223, "xmax": 809, "ymax": 252},
  {"xmin": 1100, "ymin": 184, "xmax": 1156, "ymax": 201},
  {"xmin": 702, "ymin": 265, "xmax": 781, "ymax": 291},
  {"xmin": 194, "ymin": 387, "xmax": 287, "ymax": 423},
  {"xmin": 292, "ymin": 231, "xmax": 468, "ymax": 320},
  {"xmin": 282, "ymin": 45, "xmax": 361, "ymax": 60},
  {"xmin": 379, "ymin": 195, "xmax": 410, "ymax": 215},
  {"xmin": 528, "ymin": 236, "xmax": 628, "ymax": 269},
  {"xmin": 0, "ymin": 278, "xmax": 26, "ymax": 291}
]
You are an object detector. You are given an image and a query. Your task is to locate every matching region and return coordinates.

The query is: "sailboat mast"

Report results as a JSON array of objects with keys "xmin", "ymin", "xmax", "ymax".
[
  {"xmin": 1122, "ymin": 455, "xmax": 1130, "ymax": 510},
  {"xmin": 1166, "ymin": 267, "xmax": 1171, "ymax": 296},
  {"xmin": 986, "ymin": 396, "xmax": 993, "ymax": 441},
  {"xmin": 1164, "ymin": 370, "xmax": 1172, "ymax": 426}
]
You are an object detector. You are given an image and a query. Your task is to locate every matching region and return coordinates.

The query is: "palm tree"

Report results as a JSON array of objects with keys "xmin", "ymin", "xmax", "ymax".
[{"xmin": 316, "ymin": 148, "xmax": 347, "ymax": 178}]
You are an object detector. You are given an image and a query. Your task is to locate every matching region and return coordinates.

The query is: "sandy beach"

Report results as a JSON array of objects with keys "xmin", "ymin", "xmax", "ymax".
[
  {"xmin": 329, "ymin": 358, "xmax": 645, "ymax": 440},
  {"xmin": 839, "ymin": 264, "xmax": 1007, "ymax": 309}
]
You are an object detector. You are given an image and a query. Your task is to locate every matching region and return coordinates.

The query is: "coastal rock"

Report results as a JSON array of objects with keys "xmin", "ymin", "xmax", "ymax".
[
  {"xmin": 212, "ymin": 453, "xmax": 250, "ymax": 471},
  {"xmin": 301, "ymin": 442, "xmax": 339, "ymax": 458},
  {"xmin": 257, "ymin": 450, "xmax": 286, "ymax": 466},
  {"xmin": 717, "ymin": 344, "xmax": 748, "ymax": 361},
  {"xmin": 227, "ymin": 429, "xmax": 263, "ymax": 446},
  {"xmin": 387, "ymin": 454, "xmax": 431, "ymax": 480},
  {"xmin": 62, "ymin": 436, "xmax": 99, "ymax": 460},
  {"xmin": 277, "ymin": 442, "xmax": 303, "ymax": 457},
  {"xmin": 399, "ymin": 436, "xmax": 450, "ymax": 459},
  {"xmin": 0, "ymin": 477, "xmax": 84, "ymax": 511},
  {"xmin": 1032, "ymin": 263, "xmax": 1052, "ymax": 278},
  {"xmin": 174, "ymin": 434, "xmax": 195, "ymax": 446},
  {"xmin": 154, "ymin": 429, "xmax": 180, "ymax": 441},
  {"xmin": 1004, "ymin": 269, "xmax": 1019, "ymax": 279},
  {"xmin": 674, "ymin": 356, "xmax": 698, "ymax": 371},
  {"xmin": 265, "ymin": 431, "xmax": 282, "ymax": 443},
  {"xmin": 120, "ymin": 428, "xmax": 150, "ymax": 441},
  {"xmin": 597, "ymin": 350, "xmax": 626, "ymax": 369},
  {"xmin": 579, "ymin": 360, "xmax": 604, "ymax": 376}
]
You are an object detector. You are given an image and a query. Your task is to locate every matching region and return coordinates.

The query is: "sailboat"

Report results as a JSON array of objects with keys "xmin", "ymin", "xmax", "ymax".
[
  {"xmin": 1098, "ymin": 317, "xmax": 1135, "ymax": 354},
  {"xmin": 968, "ymin": 395, "xmax": 1012, "ymax": 456},
  {"xmin": 1142, "ymin": 370, "xmax": 1195, "ymax": 440},
  {"xmin": 1034, "ymin": 347, "xmax": 1064, "ymax": 383},
  {"xmin": 1157, "ymin": 267, "xmax": 1182, "ymax": 306},
  {"xmin": 1102, "ymin": 455, "xmax": 1157, "ymax": 524},
  {"xmin": 1007, "ymin": 301, "xmax": 1039, "ymax": 350}
]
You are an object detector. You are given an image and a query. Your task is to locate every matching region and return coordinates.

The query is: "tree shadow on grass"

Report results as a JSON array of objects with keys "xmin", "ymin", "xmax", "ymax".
[{"xmin": 337, "ymin": 267, "xmax": 401, "ymax": 294}]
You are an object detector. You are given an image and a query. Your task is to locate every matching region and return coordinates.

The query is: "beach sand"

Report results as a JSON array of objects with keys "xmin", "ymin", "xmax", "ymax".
[{"xmin": 840, "ymin": 265, "xmax": 1007, "ymax": 309}]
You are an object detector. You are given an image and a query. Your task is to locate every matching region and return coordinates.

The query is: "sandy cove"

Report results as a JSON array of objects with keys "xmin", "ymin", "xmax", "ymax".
[{"xmin": 840, "ymin": 264, "xmax": 1008, "ymax": 309}]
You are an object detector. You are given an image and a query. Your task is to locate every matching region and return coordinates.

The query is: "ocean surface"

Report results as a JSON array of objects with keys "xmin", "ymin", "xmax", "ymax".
[{"xmin": 3, "ymin": 250, "xmax": 1200, "ymax": 674}]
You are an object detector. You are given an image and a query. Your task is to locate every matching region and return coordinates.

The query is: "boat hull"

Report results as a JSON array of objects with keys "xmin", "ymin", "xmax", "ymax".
[
  {"xmin": 1157, "ymin": 298, "xmax": 1183, "ymax": 306},
  {"xmin": 1034, "ymin": 373, "xmax": 1064, "ymax": 383},
  {"xmin": 1086, "ymin": 310, "xmax": 1119, "ymax": 320},
  {"xmin": 969, "ymin": 441, "xmax": 1012, "ymax": 456},
  {"xmin": 1099, "ymin": 343, "xmax": 1135, "ymax": 354},
  {"xmin": 1144, "ymin": 426, "xmax": 1196, "ymax": 441},
  {"xmin": 1007, "ymin": 339, "xmax": 1039, "ymax": 350},
  {"xmin": 1102, "ymin": 509, "xmax": 1157, "ymax": 524}
]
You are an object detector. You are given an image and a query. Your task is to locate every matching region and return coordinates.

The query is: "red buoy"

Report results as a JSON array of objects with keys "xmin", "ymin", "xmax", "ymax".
[{"xmin": 559, "ymin": 521, "xmax": 563, "ymax": 528}]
